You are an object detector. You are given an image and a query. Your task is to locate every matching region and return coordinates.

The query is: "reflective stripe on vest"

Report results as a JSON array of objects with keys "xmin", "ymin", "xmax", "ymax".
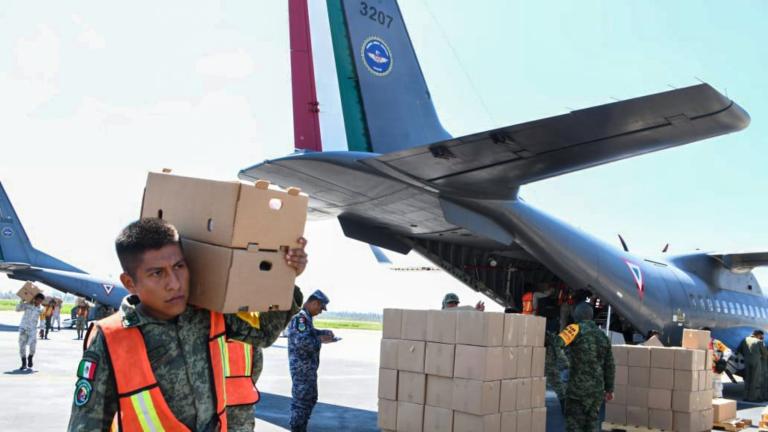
[
  {"xmin": 98, "ymin": 311, "xmax": 229, "ymax": 431},
  {"xmin": 522, "ymin": 292, "xmax": 535, "ymax": 314},
  {"xmin": 224, "ymin": 340, "xmax": 260, "ymax": 406}
]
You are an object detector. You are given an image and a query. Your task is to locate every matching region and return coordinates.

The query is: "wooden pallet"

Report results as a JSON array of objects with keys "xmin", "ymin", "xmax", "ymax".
[
  {"xmin": 713, "ymin": 418, "xmax": 752, "ymax": 431},
  {"xmin": 601, "ymin": 422, "xmax": 666, "ymax": 432}
]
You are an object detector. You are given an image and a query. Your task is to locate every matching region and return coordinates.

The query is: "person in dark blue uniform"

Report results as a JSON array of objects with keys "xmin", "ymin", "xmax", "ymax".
[{"xmin": 287, "ymin": 289, "xmax": 335, "ymax": 432}]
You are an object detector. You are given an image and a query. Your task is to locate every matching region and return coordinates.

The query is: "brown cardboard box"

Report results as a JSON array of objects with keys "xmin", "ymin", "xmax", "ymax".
[
  {"xmin": 626, "ymin": 387, "xmax": 649, "ymax": 408},
  {"xmin": 426, "ymin": 375, "xmax": 454, "ymax": 409},
  {"xmin": 531, "ymin": 377, "xmax": 546, "ymax": 408},
  {"xmin": 672, "ymin": 390, "xmax": 698, "ymax": 412},
  {"xmin": 379, "ymin": 368, "xmax": 398, "ymax": 400},
  {"xmin": 612, "ymin": 384, "xmax": 627, "ymax": 405},
  {"xmin": 702, "ymin": 408, "xmax": 714, "ymax": 431},
  {"xmin": 425, "ymin": 342, "xmax": 455, "ymax": 377},
  {"xmin": 648, "ymin": 409, "xmax": 673, "ymax": 430},
  {"xmin": 520, "ymin": 315, "xmax": 546, "ymax": 347},
  {"xmin": 396, "ymin": 401, "xmax": 424, "ymax": 432},
  {"xmin": 398, "ymin": 371, "xmax": 426, "ymax": 404},
  {"xmin": 455, "ymin": 311, "xmax": 504, "ymax": 346},
  {"xmin": 142, "ymin": 172, "xmax": 307, "ymax": 249},
  {"xmin": 628, "ymin": 367, "xmax": 650, "ymax": 388},
  {"xmin": 626, "ymin": 406, "xmax": 648, "ymax": 427},
  {"xmin": 516, "ymin": 377, "xmax": 532, "ymax": 410},
  {"xmin": 453, "ymin": 412, "xmax": 500, "ymax": 432},
  {"xmin": 650, "ymin": 347, "xmax": 677, "ymax": 369},
  {"xmin": 380, "ymin": 339, "xmax": 399, "ymax": 369},
  {"xmin": 516, "ymin": 346, "xmax": 533, "ymax": 378},
  {"xmin": 398, "ymin": 340, "xmax": 426, "ymax": 373},
  {"xmin": 378, "ymin": 398, "xmax": 397, "ymax": 430},
  {"xmin": 675, "ymin": 349, "xmax": 705, "ymax": 371},
  {"xmin": 605, "ymin": 403, "xmax": 626, "ymax": 424},
  {"xmin": 647, "ymin": 388, "xmax": 672, "ymax": 410},
  {"xmin": 426, "ymin": 310, "xmax": 457, "ymax": 344},
  {"xmin": 383, "ymin": 309, "xmax": 402, "ymax": 339},
  {"xmin": 615, "ymin": 365, "xmax": 628, "ymax": 385},
  {"xmin": 673, "ymin": 410, "xmax": 701, "ymax": 432},
  {"xmin": 705, "ymin": 349, "xmax": 714, "ymax": 371},
  {"xmin": 16, "ymin": 282, "xmax": 42, "ymax": 302},
  {"xmin": 452, "ymin": 378, "xmax": 501, "ymax": 416},
  {"xmin": 500, "ymin": 411, "xmax": 517, "ymax": 432},
  {"xmin": 516, "ymin": 409, "xmax": 532, "ymax": 432},
  {"xmin": 682, "ymin": 328, "xmax": 711, "ymax": 350},
  {"xmin": 626, "ymin": 345, "xmax": 651, "ymax": 367},
  {"xmin": 612, "ymin": 345, "xmax": 628, "ymax": 366},
  {"xmin": 698, "ymin": 369, "xmax": 710, "ymax": 391},
  {"xmin": 649, "ymin": 367, "xmax": 674, "ymax": 390},
  {"xmin": 500, "ymin": 379, "xmax": 518, "ymax": 412},
  {"xmin": 531, "ymin": 347, "xmax": 545, "ymax": 377},
  {"xmin": 423, "ymin": 406, "xmax": 453, "ymax": 432},
  {"xmin": 697, "ymin": 389, "xmax": 713, "ymax": 411},
  {"xmin": 454, "ymin": 345, "xmax": 503, "ymax": 381},
  {"xmin": 674, "ymin": 370, "xmax": 699, "ymax": 391},
  {"xmin": 502, "ymin": 347, "xmax": 518, "ymax": 379},
  {"xmin": 402, "ymin": 309, "xmax": 428, "ymax": 341},
  {"xmin": 531, "ymin": 407, "xmax": 546, "ymax": 432},
  {"xmin": 181, "ymin": 238, "xmax": 295, "ymax": 312},
  {"xmin": 503, "ymin": 313, "xmax": 522, "ymax": 347},
  {"xmin": 712, "ymin": 398, "xmax": 737, "ymax": 422}
]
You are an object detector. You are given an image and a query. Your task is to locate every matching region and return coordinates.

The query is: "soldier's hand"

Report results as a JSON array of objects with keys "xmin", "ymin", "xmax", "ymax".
[
  {"xmin": 320, "ymin": 334, "xmax": 334, "ymax": 343},
  {"xmin": 605, "ymin": 392, "xmax": 614, "ymax": 401},
  {"xmin": 286, "ymin": 237, "xmax": 308, "ymax": 276},
  {"xmin": 475, "ymin": 301, "xmax": 485, "ymax": 311}
]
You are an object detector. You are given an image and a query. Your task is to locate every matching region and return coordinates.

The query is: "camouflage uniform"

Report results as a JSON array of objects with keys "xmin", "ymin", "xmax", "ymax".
[
  {"xmin": 737, "ymin": 335, "xmax": 767, "ymax": 401},
  {"xmin": 16, "ymin": 302, "xmax": 41, "ymax": 359},
  {"xmin": 66, "ymin": 287, "xmax": 301, "ymax": 432},
  {"xmin": 545, "ymin": 331, "xmax": 569, "ymax": 412},
  {"xmin": 288, "ymin": 307, "xmax": 331, "ymax": 431},
  {"xmin": 556, "ymin": 319, "xmax": 615, "ymax": 432}
]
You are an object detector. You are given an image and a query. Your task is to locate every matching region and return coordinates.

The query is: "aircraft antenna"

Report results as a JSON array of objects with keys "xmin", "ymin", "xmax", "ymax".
[{"xmin": 418, "ymin": 0, "xmax": 498, "ymax": 126}]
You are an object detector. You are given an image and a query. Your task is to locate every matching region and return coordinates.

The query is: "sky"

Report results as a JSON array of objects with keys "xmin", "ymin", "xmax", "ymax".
[{"xmin": 0, "ymin": 1, "xmax": 766, "ymax": 313}]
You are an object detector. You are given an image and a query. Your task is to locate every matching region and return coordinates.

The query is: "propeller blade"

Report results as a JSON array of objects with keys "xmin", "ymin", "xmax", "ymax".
[
  {"xmin": 662, "ymin": 243, "xmax": 669, "ymax": 253},
  {"xmin": 618, "ymin": 234, "xmax": 629, "ymax": 252},
  {"xmin": 369, "ymin": 245, "xmax": 392, "ymax": 265}
]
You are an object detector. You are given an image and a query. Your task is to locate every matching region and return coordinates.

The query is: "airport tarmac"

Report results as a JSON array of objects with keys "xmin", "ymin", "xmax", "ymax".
[{"xmin": 0, "ymin": 310, "xmax": 764, "ymax": 431}]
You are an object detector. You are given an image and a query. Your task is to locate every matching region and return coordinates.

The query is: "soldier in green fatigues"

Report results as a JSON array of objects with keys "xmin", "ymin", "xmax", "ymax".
[
  {"xmin": 737, "ymin": 329, "xmax": 767, "ymax": 402},
  {"xmin": 67, "ymin": 219, "xmax": 308, "ymax": 431},
  {"xmin": 555, "ymin": 303, "xmax": 615, "ymax": 432},
  {"xmin": 545, "ymin": 331, "xmax": 569, "ymax": 414}
]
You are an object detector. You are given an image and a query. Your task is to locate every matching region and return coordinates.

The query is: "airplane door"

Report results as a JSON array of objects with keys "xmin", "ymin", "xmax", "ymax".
[{"xmin": 653, "ymin": 264, "xmax": 690, "ymax": 342}]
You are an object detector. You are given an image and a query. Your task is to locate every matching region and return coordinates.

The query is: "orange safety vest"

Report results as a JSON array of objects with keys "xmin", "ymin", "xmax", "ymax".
[
  {"xmin": 225, "ymin": 340, "xmax": 260, "ymax": 406},
  {"xmin": 97, "ymin": 311, "xmax": 229, "ymax": 431},
  {"xmin": 522, "ymin": 292, "xmax": 535, "ymax": 315}
]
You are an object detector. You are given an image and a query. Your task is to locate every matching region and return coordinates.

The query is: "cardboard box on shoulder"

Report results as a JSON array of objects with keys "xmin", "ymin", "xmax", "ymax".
[
  {"xmin": 17, "ymin": 282, "xmax": 42, "ymax": 302},
  {"xmin": 142, "ymin": 172, "xmax": 308, "ymax": 313},
  {"xmin": 682, "ymin": 328, "xmax": 711, "ymax": 350},
  {"xmin": 423, "ymin": 406, "xmax": 453, "ymax": 432}
]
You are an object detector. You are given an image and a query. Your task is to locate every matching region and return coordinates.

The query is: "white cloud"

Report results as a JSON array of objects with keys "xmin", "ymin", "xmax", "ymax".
[
  {"xmin": 14, "ymin": 24, "xmax": 60, "ymax": 82},
  {"xmin": 72, "ymin": 14, "xmax": 106, "ymax": 49},
  {"xmin": 196, "ymin": 50, "xmax": 255, "ymax": 80}
]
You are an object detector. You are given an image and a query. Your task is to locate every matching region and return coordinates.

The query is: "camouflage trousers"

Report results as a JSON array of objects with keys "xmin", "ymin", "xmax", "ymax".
[
  {"xmin": 565, "ymin": 396, "xmax": 602, "ymax": 432},
  {"xmin": 745, "ymin": 360, "xmax": 763, "ymax": 401},
  {"xmin": 226, "ymin": 405, "xmax": 255, "ymax": 432},
  {"xmin": 18, "ymin": 327, "xmax": 36, "ymax": 357},
  {"xmin": 290, "ymin": 373, "xmax": 318, "ymax": 432}
]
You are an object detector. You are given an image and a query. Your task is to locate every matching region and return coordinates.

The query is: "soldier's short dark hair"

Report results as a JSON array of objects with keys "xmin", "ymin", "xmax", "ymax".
[
  {"xmin": 116, "ymin": 218, "xmax": 180, "ymax": 278},
  {"xmin": 754, "ymin": 329, "xmax": 764, "ymax": 337},
  {"xmin": 34, "ymin": 293, "xmax": 45, "ymax": 300}
]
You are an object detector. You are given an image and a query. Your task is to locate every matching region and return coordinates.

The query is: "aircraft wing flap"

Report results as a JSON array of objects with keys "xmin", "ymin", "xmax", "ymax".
[
  {"xmin": 710, "ymin": 252, "xmax": 768, "ymax": 272},
  {"xmin": 368, "ymin": 84, "xmax": 749, "ymax": 197}
]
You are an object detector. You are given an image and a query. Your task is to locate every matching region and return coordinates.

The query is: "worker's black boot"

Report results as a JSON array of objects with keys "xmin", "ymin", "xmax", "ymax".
[
  {"xmin": 20, "ymin": 357, "xmax": 26, "ymax": 370},
  {"xmin": 27, "ymin": 355, "xmax": 33, "ymax": 368}
]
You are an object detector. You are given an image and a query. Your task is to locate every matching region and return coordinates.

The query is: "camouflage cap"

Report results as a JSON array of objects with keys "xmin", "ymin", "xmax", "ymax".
[
  {"xmin": 308, "ymin": 289, "xmax": 330, "ymax": 310},
  {"xmin": 442, "ymin": 293, "xmax": 460, "ymax": 307}
]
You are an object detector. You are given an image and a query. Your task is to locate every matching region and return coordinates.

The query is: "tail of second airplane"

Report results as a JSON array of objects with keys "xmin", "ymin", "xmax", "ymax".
[
  {"xmin": 290, "ymin": 0, "xmax": 450, "ymax": 155},
  {"xmin": 0, "ymin": 182, "xmax": 83, "ymax": 273}
]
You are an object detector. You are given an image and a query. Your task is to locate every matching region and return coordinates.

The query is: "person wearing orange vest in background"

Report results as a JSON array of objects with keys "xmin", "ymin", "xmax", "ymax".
[
  {"xmin": 43, "ymin": 300, "xmax": 55, "ymax": 339},
  {"xmin": 702, "ymin": 327, "xmax": 731, "ymax": 399},
  {"xmin": 522, "ymin": 285, "xmax": 554, "ymax": 316},
  {"xmin": 66, "ymin": 218, "xmax": 305, "ymax": 431}
]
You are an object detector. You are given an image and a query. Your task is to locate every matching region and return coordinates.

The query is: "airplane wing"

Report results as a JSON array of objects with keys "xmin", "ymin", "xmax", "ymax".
[
  {"xmin": 364, "ymin": 84, "xmax": 750, "ymax": 197},
  {"xmin": 0, "ymin": 262, "xmax": 37, "ymax": 272},
  {"xmin": 710, "ymin": 252, "xmax": 768, "ymax": 273}
]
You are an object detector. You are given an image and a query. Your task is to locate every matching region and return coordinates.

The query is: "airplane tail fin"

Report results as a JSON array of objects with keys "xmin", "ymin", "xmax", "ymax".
[
  {"xmin": 0, "ymin": 182, "xmax": 82, "ymax": 273},
  {"xmin": 291, "ymin": 0, "xmax": 450, "ymax": 154}
]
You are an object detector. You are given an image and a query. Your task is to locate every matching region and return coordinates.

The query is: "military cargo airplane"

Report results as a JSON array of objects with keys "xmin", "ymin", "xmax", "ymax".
[
  {"xmin": 0, "ymin": 183, "xmax": 128, "ymax": 309},
  {"xmin": 239, "ymin": 0, "xmax": 765, "ymax": 348}
]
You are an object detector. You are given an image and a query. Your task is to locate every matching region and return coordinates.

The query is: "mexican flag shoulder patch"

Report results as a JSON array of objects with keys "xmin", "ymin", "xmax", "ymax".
[{"xmin": 77, "ymin": 359, "xmax": 97, "ymax": 380}]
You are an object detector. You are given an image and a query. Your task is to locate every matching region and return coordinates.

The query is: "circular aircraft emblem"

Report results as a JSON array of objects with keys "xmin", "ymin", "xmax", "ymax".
[
  {"xmin": 361, "ymin": 37, "xmax": 393, "ymax": 76},
  {"xmin": 1, "ymin": 227, "xmax": 13, "ymax": 237}
]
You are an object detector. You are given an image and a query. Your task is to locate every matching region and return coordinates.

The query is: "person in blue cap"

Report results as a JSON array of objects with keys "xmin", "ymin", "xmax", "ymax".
[{"xmin": 287, "ymin": 289, "xmax": 336, "ymax": 431}]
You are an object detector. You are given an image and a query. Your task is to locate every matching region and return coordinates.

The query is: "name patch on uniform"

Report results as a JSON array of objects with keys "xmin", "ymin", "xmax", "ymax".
[
  {"xmin": 297, "ymin": 316, "xmax": 307, "ymax": 332},
  {"xmin": 77, "ymin": 359, "xmax": 97, "ymax": 380},
  {"xmin": 74, "ymin": 379, "xmax": 93, "ymax": 407},
  {"xmin": 559, "ymin": 324, "xmax": 580, "ymax": 346}
]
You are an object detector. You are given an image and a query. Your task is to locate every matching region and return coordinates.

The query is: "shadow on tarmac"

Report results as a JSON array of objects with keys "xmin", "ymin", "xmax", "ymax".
[
  {"xmin": 3, "ymin": 368, "xmax": 36, "ymax": 375},
  {"xmin": 254, "ymin": 392, "xmax": 378, "ymax": 431},
  {"xmin": 0, "ymin": 324, "xmax": 19, "ymax": 332}
]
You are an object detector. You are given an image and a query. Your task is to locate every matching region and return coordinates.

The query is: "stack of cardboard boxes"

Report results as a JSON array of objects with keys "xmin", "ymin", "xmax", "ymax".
[
  {"xmin": 141, "ymin": 171, "xmax": 308, "ymax": 313},
  {"xmin": 378, "ymin": 309, "xmax": 546, "ymax": 432},
  {"xmin": 606, "ymin": 331, "xmax": 715, "ymax": 432}
]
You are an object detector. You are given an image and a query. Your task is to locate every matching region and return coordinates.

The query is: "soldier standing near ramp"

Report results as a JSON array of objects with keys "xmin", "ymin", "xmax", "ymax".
[
  {"xmin": 287, "ymin": 290, "xmax": 336, "ymax": 432},
  {"xmin": 555, "ymin": 302, "xmax": 615, "ymax": 432}
]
